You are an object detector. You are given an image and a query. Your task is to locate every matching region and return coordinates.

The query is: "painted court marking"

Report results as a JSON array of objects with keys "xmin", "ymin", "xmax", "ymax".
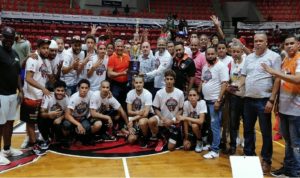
[{"xmin": 122, "ymin": 158, "xmax": 130, "ymax": 178}]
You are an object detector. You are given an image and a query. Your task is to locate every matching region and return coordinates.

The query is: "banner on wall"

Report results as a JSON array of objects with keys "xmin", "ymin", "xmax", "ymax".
[
  {"xmin": 1, "ymin": 10, "xmax": 214, "ymax": 27},
  {"xmin": 237, "ymin": 22, "xmax": 300, "ymax": 30}
]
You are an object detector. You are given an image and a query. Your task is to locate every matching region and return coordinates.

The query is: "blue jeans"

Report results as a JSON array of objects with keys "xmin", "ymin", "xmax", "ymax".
[
  {"xmin": 229, "ymin": 94, "xmax": 244, "ymax": 148},
  {"xmin": 243, "ymin": 97, "xmax": 272, "ymax": 164},
  {"xmin": 279, "ymin": 113, "xmax": 300, "ymax": 177},
  {"xmin": 206, "ymin": 101, "xmax": 222, "ymax": 153}
]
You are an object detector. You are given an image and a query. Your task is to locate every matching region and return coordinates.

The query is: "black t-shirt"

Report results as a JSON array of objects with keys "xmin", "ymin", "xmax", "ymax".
[
  {"xmin": 172, "ymin": 57, "xmax": 196, "ymax": 91},
  {"xmin": 0, "ymin": 46, "xmax": 21, "ymax": 95}
]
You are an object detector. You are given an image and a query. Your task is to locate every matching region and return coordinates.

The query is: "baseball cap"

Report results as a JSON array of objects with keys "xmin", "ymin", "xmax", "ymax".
[
  {"xmin": 49, "ymin": 40, "xmax": 58, "ymax": 49},
  {"xmin": 72, "ymin": 35, "xmax": 81, "ymax": 44},
  {"xmin": 2, "ymin": 26, "xmax": 16, "ymax": 37},
  {"xmin": 37, "ymin": 36, "xmax": 51, "ymax": 47}
]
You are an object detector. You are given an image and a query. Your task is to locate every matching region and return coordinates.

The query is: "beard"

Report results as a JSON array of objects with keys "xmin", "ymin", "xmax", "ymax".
[
  {"xmin": 176, "ymin": 52, "xmax": 184, "ymax": 59},
  {"xmin": 206, "ymin": 57, "xmax": 217, "ymax": 65}
]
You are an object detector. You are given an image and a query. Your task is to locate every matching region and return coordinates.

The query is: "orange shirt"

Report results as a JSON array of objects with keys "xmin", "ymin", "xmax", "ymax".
[
  {"xmin": 281, "ymin": 52, "xmax": 300, "ymax": 94},
  {"xmin": 108, "ymin": 52, "xmax": 130, "ymax": 83}
]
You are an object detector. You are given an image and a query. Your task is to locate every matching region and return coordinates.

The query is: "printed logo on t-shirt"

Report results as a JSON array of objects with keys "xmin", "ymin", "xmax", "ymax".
[
  {"xmin": 97, "ymin": 103, "xmax": 108, "ymax": 113},
  {"xmin": 155, "ymin": 58, "xmax": 160, "ymax": 69},
  {"xmin": 132, "ymin": 97, "xmax": 142, "ymax": 111},
  {"xmin": 50, "ymin": 103, "xmax": 64, "ymax": 116},
  {"xmin": 203, "ymin": 69, "xmax": 212, "ymax": 82},
  {"xmin": 96, "ymin": 64, "xmax": 106, "ymax": 76},
  {"xmin": 180, "ymin": 63, "xmax": 186, "ymax": 69},
  {"xmin": 74, "ymin": 101, "xmax": 89, "ymax": 117},
  {"xmin": 189, "ymin": 111, "xmax": 198, "ymax": 119},
  {"xmin": 39, "ymin": 63, "xmax": 49, "ymax": 78},
  {"xmin": 165, "ymin": 97, "xmax": 178, "ymax": 112}
]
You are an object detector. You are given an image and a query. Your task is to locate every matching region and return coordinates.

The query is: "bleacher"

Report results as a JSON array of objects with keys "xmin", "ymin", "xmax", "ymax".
[
  {"xmin": 0, "ymin": 0, "xmax": 93, "ymax": 15},
  {"xmin": 256, "ymin": 0, "xmax": 300, "ymax": 21},
  {"xmin": 100, "ymin": 0, "xmax": 214, "ymax": 20}
]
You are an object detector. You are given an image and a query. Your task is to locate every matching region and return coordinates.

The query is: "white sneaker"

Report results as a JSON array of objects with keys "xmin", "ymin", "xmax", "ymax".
[
  {"xmin": 21, "ymin": 136, "xmax": 29, "ymax": 149},
  {"xmin": 202, "ymin": 144, "xmax": 211, "ymax": 151},
  {"xmin": 0, "ymin": 153, "xmax": 10, "ymax": 165},
  {"xmin": 203, "ymin": 151, "xmax": 219, "ymax": 159},
  {"xmin": 2, "ymin": 148, "xmax": 23, "ymax": 157},
  {"xmin": 236, "ymin": 137, "xmax": 240, "ymax": 147},
  {"xmin": 195, "ymin": 141, "xmax": 203, "ymax": 153},
  {"xmin": 240, "ymin": 138, "xmax": 244, "ymax": 147}
]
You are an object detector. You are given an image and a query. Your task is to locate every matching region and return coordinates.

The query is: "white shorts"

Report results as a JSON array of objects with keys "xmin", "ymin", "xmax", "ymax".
[{"xmin": 0, "ymin": 94, "xmax": 20, "ymax": 125}]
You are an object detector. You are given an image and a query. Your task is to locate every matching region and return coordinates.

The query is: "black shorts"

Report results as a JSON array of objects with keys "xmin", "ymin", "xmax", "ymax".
[{"xmin": 20, "ymin": 98, "xmax": 42, "ymax": 124}]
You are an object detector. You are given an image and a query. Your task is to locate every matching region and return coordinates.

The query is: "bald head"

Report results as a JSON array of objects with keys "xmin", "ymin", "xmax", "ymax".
[
  {"xmin": 254, "ymin": 32, "xmax": 268, "ymax": 55},
  {"xmin": 190, "ymin": 38, "xmax": 200, "ymax": 54},
  {"xmin": 141, "ymin": 41, "xmax": 151, "ymax": 56}
]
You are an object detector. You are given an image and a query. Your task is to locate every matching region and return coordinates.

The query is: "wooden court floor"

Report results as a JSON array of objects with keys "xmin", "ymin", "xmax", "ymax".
[{"xmin": 1, "ymin": 121, "xmax": 285, "ymax": 178}]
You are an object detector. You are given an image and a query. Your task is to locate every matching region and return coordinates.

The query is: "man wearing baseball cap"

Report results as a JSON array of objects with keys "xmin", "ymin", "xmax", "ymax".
[
  {"xmin": 0, "ymin": 26, "xmax": 23, "ymax": 165},
  {"xmin": 21, "ymin": 36, "xmax": 53, "ymax": 155},
  {"xmin": 61, "ymin": 35, "xmax": 85, "ymax": 96}
]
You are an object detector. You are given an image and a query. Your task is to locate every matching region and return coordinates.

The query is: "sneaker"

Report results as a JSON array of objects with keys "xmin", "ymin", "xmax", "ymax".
[
  {"xmin": 150, "ymin": 136, "xmax": 158, "ymax": 141},
  {"xmin": 195, "ymin": 141, "xmax": 203, "ymax": 153},
  {"xmin": 270, "ymin": 167, "xmax": 285, "ymax": 177},
  {"xmin": 139, "ymin": 137, "xmax": 148, "ymax": 148},
  {"xmin": 155, "ymin": 139, "xmax": 166, "ymax": 152},
  {"xmin": 203, "ymin": 151, "xmax": 219, "ymax": 159},
  {"xmin": 32, "ymin": 145, "xmax": 47, "ymax": 156},
  {"xmin": 117, "ymin": 128, "xmax": 129, "ymax": 137},
  {"xmin": 273, "ymin": 133, "xmax": 282, "ymax": 141},
  {"xmin": 203, "ymin": 144, "xmax": 211, "ymax": 151},
  {"xmin": 20, "ymin": 136, "xmax": 29, "ymax": 149},
  {"xmin": 0, "ymin": 153, "xmax": 10, "ymax": 165},
  {"xmin": 39, "ymin": 140, "xmax": 50, "ymax": 150},
  {"xmin": 262, "ymin": 161, "xmax": 271, "ymax": 175},
  {"xmin": 2, "ymin": 148, "xmax": 23, "ymax": 157},
  {"xmin": 102, "ymin": 133, "xmax": 117, "ymax": 142},
  {"xmin": 240, "ymin": 138, "xmax": 245, "ymax": 148}
]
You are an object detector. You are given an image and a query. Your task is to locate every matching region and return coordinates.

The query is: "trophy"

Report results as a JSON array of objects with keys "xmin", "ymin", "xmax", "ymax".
[{"xmin": 128, "ymin": 18, "xmax": 141, "ymax": 86}]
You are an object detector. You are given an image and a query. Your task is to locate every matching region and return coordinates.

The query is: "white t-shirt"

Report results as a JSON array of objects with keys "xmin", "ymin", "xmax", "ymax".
[
  {"xmin": 230, "ymin": 59, "xmax": 246, "ymax": 97},
  {"xmin": 202, "ymin": 60, "xmax": 229, "ymax": 101},
  {"xmin": 183, "ymin": 100, "xmax": 207, "ymax": 118},
  {"xmin": 126, "ymin": 89, "xmax": 152, "ymax": 111},
  {"xmin": 146, "ymin": 50, "xmax": 172, "ymax": 88},
  {"xmin": 184, "ymin": 46, "xmax": 193, "ymax": 58},
  {"xmin": 219, "ymin": 55, "xmax": 233, "ymax": 68},
  {"xmin": 86, "ymin": 55, "xmax": 108, "ymax": 91},
  {"xmin": 50, "ymin": 50, "xmax": 66, "ymax": 77},
  {"xmin": 24, "ymin": 54, "xmax": 52, "ymax": 100},
  {"xmin": 153, "ymin": 87, "xmax": 184, "ymax": 120},
  {"xmin": 241, "ymin": 49, "xmax": 281, "ymax": 98},
  {"xmin": 62, "ymin": 50, "xmax": 85, "ymax": 86},
  {"xmin": 90, "ymin": 91, "xmax": 121, "ymax": 113},
  {"xmin": 68, "ymin": 91, "xmax": 92, "ymax": 120},
  {"xmin": 41, "ymin": 92, "xmax": 69, "ymax": 117}
]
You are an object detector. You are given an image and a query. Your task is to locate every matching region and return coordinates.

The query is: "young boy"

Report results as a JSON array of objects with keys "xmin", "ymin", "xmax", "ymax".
[
  {"xmin": 63, "ymin": 79, "xmax": 101, "ymax": 145},
  {"xmin": 148, "ymin": 69, "xmax": 184, "ymax": 151},
  {"xmin": 126, "ymin": 75, "xmax": 153, "ymax": 147}
]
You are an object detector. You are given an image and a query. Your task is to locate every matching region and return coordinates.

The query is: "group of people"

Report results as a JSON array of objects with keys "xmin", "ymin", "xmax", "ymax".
[{"xmin": 0, "ymin": 17, "xmax": 299, "ymax": 177}]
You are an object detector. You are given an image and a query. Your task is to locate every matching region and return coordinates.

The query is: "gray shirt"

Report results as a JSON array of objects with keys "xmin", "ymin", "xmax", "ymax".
[
  {"xmin": 138, "ymin": 52, "xmax": 156, "ymax": 83},
  {"xmin": 12, "ymin": 40, "xmax": 31, "ymax": 66},
  {"xmin": 241, "ymin": 49, "xmax": 281, "ymax": 98}
]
